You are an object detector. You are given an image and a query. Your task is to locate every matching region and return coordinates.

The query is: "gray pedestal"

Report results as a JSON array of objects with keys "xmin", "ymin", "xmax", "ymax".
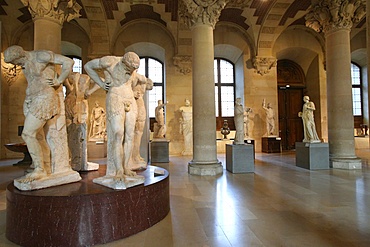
[
  {"xmin": 87, "ymin": 141, "xmax": 107, "ymax": 158},
  {"xmin": 296, "ymin": 142, "xmax": 329, "ymax": 170},
  {"xmin": 150, "ymin": 139, "xmax": 170, "ymax": 163},
  {"xmin": 226, "ymin": 144, "xmax": 254, "ymax": 173}
]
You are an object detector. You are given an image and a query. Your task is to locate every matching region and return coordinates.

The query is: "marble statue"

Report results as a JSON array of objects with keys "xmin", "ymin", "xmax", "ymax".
[
  {"xmin": 89, "ymin": 101, "xmax": 106, "ymax": 140},
  {"xmin": 234, "ymin": 98, "xmax": 244, "ymax": 144},
  {"xmin": 244, "ymin": 107, "xmax": 252, "ymax": 138},
  {"xmin": 220, "ymin": 120, "xmax": 230, "ymax": 139},
  {"xmin": 84, "ymin": 51, "xmax": 149, "ymax": 189},
  {"xmin": 129, "ymin": 72, "xmax": 153, "ymax": 171},
  {"xmin": 262, "ymin": 99, "xmax": 275, "ymax": 136},
  {"xmin": 298, "ymin": 96, "xmax": 321, "ymax": 143},
  {"xmin": 153, "ymin": 100, "xmax": 167, "ymax": 139},
  {"xmin": 65, "ymin": 72, "xmax": 99, "ymax": 171},
  {"xmin": 179, "ymin": 98, "xmax": 193, "ymax": 155},
  {"xmin": 3, "ymin": 45, "xmax": 81, "ymax": 190}
]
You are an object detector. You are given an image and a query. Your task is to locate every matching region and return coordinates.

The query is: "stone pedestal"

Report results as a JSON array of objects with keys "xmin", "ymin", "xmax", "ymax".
[
  {"xmin": 295, "ymin": 142, "xmax": 329, "ymax": 170},
  {"xmin": 226, "ymin": 144, "xmax": 254, "ymax": 173},
  {"xmin": 150, "ymin": 139, "xmax": 170, "ymax": 163},
  {"xmin": 262, "ymin": 137, "xmax": 281, "ymax": 153},
  {"xmin": 244, "ymin": 139, "xmax": 255, "ymax": 159},
  {"xmin": 87, "ymin": 141, "xmax": 107, "ymax": 158}
]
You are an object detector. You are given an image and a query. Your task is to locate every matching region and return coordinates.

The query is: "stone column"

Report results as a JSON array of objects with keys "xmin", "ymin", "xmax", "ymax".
[
  {"xmin": 306, "ymin": 0, "xmax": 365, "ymax": 169},
  {"xmin": 22, "ymin": 0, "xmax": 81, "ymax": 172},
  {"xmin": 180, "ymin": 0, "xmax": 227, "ymax": 175}
]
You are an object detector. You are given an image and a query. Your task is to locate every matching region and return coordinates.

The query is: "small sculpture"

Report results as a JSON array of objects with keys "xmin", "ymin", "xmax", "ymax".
[
  {"xmin": 234, "ymin": 97, "xmax": 244, "ymax": 144},
  {"xmin": 89, "ymin": 101, "xmax": 106, "ymax": 140},
  {"xmin": 262, "ymin": 99, "xmax": 276, "ymax": 136},
  {"xmin": 153, "ymin": 100, "xmax": 167, "ymax": 139},
  {"xmin": 3, "ymin": 45, "xmax": 81, "ymax": 190},
  {"xmin": 298, "ymin": 95, "xmax": 321, "ymax": 143},
  {"xmin": 220, "ymin": 120, "xmax": 230, "ymax": 139},
  {"xmin": 179, "ymin": 98, "xmax": 193, "ymax": 155},
  {"xmin": 244, "ymin": 107, "xmax": 253, "ymax": 138}
]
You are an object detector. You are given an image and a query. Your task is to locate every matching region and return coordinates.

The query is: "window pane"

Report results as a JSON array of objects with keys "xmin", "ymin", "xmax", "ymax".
[
  {"xmin": 148, "ymin": 86, "xmax": 163, "ymax": 118},
  {"xmin": 215, "ymin": 86, "xmax": 219, "ymax": 117},
  {"xmin": 214, "ymin": 60, "xmax": 218, "ymax": 83},
  {"xmin": 351, "ymin": 63, "xmax": 361, "ymax": 85},
  {"xmin": 221, "ymin": 86, "xmax": 234, "ymax": 116},
  {"xmin": 72, "ymin": 58, "xmax": 82, "ymax": 73},
  {"xmin": 352, "ymin": 88, "xmax": 362, "ymax": 116},
  {"xmin": 220, "ymin": 60, "xmax": 233, "ymax": 84},
  {"xmin": 148, "ymin": 58, "xmax": 163, "ymax": 83},
  {"xmin": 138, "ymin": 58, "xmax": 146, "ymax": 75}
]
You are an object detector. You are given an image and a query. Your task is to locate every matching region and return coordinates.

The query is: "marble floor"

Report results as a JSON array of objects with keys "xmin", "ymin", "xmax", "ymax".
[{"xmin": 1, "ymin": 150, "xmax": 370, "ymax": 247}]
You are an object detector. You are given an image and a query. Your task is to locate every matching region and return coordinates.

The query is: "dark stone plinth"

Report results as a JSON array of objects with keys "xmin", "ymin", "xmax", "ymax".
[
  {"xmin": 150, "ymin": 139, "xmax": 170, "ymax": 163},
  {"xmin": 4, "ymin": 143, "xmax": 32, "ymax": 166},
  {"xmin": 226, "ymin": 144, "xmax": 254, "ymax": 173},
  {"xmin": 262, "ymin": 137, "xmax": 281, "ymax": 153},
  {"xmin": 6, "ymin": 165, "xmax": 170, "ymax": 247},
  {"xmin": 296, "ymin": 142, "xmax": 329, "ymax": 170}
]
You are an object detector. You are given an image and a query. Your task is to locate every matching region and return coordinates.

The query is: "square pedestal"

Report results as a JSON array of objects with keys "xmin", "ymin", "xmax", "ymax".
[
  {"xmin": 262, "ymin": 137, "xmax": 281, "ymax": 153},
  {"xmin": 226, "ymin": 144, "xmax": 254, "ymax": 173},
  {"xmin": 87, "ymin": 141, "xmax": 107, "ymax": 158},
  {"xmin": 296, "ymin": 142, "xmax": 329, "ymax": 170},
  {"xmin": 244, "ymin": 139, "xmax": 255, "ymax": 159},
  {"xmin": 150, "ymin": 139, "xmax": 170, "ymax": 163}
]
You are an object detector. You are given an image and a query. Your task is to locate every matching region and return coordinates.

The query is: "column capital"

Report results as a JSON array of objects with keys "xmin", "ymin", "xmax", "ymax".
[
  {"xmin": 305, "ymin": 0, "xmax": 366, "ymax": 34},
  {"xmin": 179, "ymin": 0, "xmax": 227, "ymax": 29},
  {"xmin": 252, "ymin": 56, "xmax": 277, "ymax": 76},
  {"xmin": 21, "ymin": 0, "xmax": 81, "ymax": 25}
]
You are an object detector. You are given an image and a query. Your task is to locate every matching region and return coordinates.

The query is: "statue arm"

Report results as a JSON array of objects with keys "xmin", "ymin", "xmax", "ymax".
[
  {"xmin": 53, "ymin": 54, "xmax": 74, "ymax": 86},
  {"xmin": 84, "ymin": 59, "xmax": 106, "ymax": 89}
]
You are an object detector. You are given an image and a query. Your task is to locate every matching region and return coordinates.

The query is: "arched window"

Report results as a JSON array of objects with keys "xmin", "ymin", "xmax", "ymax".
[
  {"xmin": 214, "ymin": 58, "xmax": 235, "ymax": 129},
  {"xmin": 138, "ymin": 57, "xmax": 164, "ymax": 118},
  {"xmin": 72, "ymin": 57, "xmax": 82, "ymax": 73},
  {"xmin": 351, "ymin": 62, "xmax": 363, "ymax": 129}
]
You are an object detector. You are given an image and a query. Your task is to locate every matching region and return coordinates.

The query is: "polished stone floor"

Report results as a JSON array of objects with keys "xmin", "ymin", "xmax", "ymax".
[{"xmin": 0, "ymin": 150, "xmax": 370, "ymax": 247}]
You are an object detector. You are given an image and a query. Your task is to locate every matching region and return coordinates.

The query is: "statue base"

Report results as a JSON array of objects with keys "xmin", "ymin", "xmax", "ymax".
[
  {"xmin": 14, "ymin": 170, "xmax": 81, "ymax": 191},
  {"xmin": 295, "ymin": 142, "xmax": 329, "ymax": 170},
  {"xmin": 93, "ymin": 175, "xmax": 145, "ymax": 190},
  {"xmin": 87, "ymin": 141, "xmax": 107, "ymax": 158},
  {"xmin": 83, "ymin": 161, "xmax": 100, "ymax": 171},
  {"xmin": 226, "ymin": 144, "xmax": 254, "ymax": 173},
  {"xmin": 262, "ymin": 137, "xmax": 281, "ymax": 153},
  {"xmin": 150, "ymin": 139, "xmax": 170, "ymax": 163}
]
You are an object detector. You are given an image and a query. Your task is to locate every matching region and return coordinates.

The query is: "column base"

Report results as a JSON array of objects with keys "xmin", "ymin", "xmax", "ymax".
[
  {"xmin": 330, "ymin": 158, "xmax": 362, "ymax": 170},
  {"xmin": 188, "ymin": 161, "xmax": 223, "ymax": 176}
]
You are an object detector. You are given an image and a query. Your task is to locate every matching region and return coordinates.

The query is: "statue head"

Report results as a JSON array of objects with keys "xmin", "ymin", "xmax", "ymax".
[
  {"xmin": 303, "ymin": 96, "xmax": 310, "ymax": 102},
  {"xmin": 122, "ymin": 52, "xmax": 140, "ymax": 72},
  {"xmin": 4, "ymin": 45, "xmax": 26, "ymax": 65},
  {"xmin": 158, "ymin": 99, "xmax": 163, "ymax": 105}
]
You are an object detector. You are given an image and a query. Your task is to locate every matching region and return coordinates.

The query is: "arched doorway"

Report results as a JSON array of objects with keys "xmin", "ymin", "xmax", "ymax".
[{"xmin": 277, "ymin": 60, "xmax": 305, "ymax": 150}]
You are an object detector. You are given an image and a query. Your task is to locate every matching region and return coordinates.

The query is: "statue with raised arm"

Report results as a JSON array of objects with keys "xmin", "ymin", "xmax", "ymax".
[
  {"xmin": 262, "ymin": 99, "xmax": 275, "ymax": 136},
  {"xmin": 153, "ymin": 100, "xmax": 167, "ymax": 139},
  {"xmin": 234, "ymin": 98, "xmax": 244, "ymax": 144},
  {"xmin": 298, "ymin": 96, "xmax": 321, "ymax": 143},
  {"xmin": 84, "ymin": 51, "xmax": 148, "ymax": 189},
  {"xmin": 3, "ymin": 45, "xmax": 81, "ymax": 190}
]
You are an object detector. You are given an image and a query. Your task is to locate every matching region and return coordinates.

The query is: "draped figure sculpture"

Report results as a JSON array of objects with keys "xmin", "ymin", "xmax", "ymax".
[
  {"xmin": 154, "ymin": 100, "xmax": 167, "ymax": 139},
  {"xmin": 244, "ymin": 107, "xmax": 252, "ymax": 138},
  {"xmin": 84, "ymin": 51, "xmax": 150, "ymax": 189},
  {"xmin": 179, "ymin": 99, "xmax": 193, "ymax": 155},
  {"xmin": 3, "ymin": 45, "xmax": 81, "ymax": 190},
  {"xmin": 234, "ymin": 98, "xmax": 244, "ymax": 144},
  {"xmin": 298, "ymin": 96, "xmax": 321, "ymax": 143}
]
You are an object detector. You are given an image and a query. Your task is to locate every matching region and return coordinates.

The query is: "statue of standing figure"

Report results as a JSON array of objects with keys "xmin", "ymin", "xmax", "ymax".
[
  {"xmin": 3, "ymin": 45, "xmax": 81, "ymax": 190},
  {"xmin": 298, "ymin": 95, "xmax": 321, "ymax": 143},
  {"xmin": 153, "ymin": 100, "xmax": 167, "ymax": 139},
  {"xmin": 179, "ymin": 98, "xmax": 193, "ymax": 155},
  {"xmin": 234, "ymin": 98, "xmax": 244, "ymax": 144},
  {"xmin": 244, "ymin": 107, "xmax": 252, "ymax": 138},
  {"xmin": 65, "ymin": 72, "xmax": 99, "ymax": 171},
  {"xmin": 84, "ymin": 51, "xmax": 151, "ymax": 189},
  {"xmin": 89, "ymin": 101, "xmax": 106, "ymax": 140},
  {"xmin": 262, "ymin": 99, "xmax": 276, "ymax": 136}
]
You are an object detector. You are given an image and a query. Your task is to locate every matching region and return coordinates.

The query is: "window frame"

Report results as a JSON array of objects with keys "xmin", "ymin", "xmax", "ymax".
[{"xmin": 351, "ymin": 62, "xmax": 363, "ymax": 129}]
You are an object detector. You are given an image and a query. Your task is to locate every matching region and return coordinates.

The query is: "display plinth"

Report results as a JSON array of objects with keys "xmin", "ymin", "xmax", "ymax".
[
  {"xmin": 295, "ymin": 142, "xmax": 329, "ymax": 170},
  {"xmin": 244, "ymin": 139, "xmax": 255, "ymax": 159},
  {"xmin": 226, "ymin": 144, "xmax": 254, "ymax": 173},
  {"xmin": 150, "ymin": 139, "xmax": 170, "ymax": 163},
  {"xmin": 6, "ymin": 165, "xmax": 169, "ymax": 247},
  {"xmin": 87, "ymin": 141, "xmax": 107, "ymax": 158},
  {"xmin": 262, "ymin": 137, "xmax": 281, "ymax": 153}
]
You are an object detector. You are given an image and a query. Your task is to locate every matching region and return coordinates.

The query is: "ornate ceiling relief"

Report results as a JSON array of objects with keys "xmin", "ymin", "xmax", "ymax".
[
  {"xmin": 173, "ymin": 55, "xmax": 192, "ymax": 75},
  {"xmin": 305, "ymin": 0, "xmax": 366, "ymax": 33},
  {"xmin": 252, "ymin": 56, "xmax": 277, "ymax": 76},
  {"xmin": 179, "ymin": 0, "xmax": 228, "ymax": 28},
  {"xmin": 1, "ymin": 53, "xmax": 22, "ymax": 87},
  {"xmin": 21, "ymin": 0, "xmax": 81, "ymax": 24}
]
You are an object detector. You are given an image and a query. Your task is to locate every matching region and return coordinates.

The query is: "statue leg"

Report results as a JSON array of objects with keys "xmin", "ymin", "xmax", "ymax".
[
  {"xmin": 123, "ymin": 110, "xmax": 137, "ymax": 176},
  {"xmin": 109, "ymin": 115, "xmax": 125, "ymax": 181}
]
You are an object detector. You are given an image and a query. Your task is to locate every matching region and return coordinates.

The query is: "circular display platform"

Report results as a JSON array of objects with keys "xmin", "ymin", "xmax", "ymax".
[{"xmin": 6, "ymin": 165, "xmax": 169, "ymax": 247}]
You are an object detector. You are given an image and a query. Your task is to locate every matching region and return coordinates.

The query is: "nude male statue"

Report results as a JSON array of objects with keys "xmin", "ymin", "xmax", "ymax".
[
  {"xmin": 4, "ymin": 45, "xmax": 74, "ymax": 182},
  {"xmin": 84, "ymin": 52, "xmax": 149, "ymax": 181}
]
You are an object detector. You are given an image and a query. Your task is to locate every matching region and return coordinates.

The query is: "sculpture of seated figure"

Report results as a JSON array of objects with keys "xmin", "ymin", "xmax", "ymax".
[{"xmin": 298, "ymin": 95, "xmax": 321, "ymax": 143}]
